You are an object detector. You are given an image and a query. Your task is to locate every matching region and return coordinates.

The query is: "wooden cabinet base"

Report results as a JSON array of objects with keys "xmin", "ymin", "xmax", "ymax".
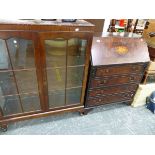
[
  {"xmin": 0, "ymin": 106, "xmax": 84, "ymax": 131},
  {"xmin": 0, "ymin": 124, "xmax": 8, "ymax": 132},
  {"xmin": 79, "ymin": 108, "xmax": 93, "ymax": 115}
]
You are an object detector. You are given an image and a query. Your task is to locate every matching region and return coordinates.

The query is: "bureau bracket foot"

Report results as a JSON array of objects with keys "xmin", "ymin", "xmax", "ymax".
[
  {"xmin": 125, "ymin": 101, "xmax": 132, "ymax": 105},
  {"xmin": 0, "ymin": 124, "xmax": 8, "ymax": 132}
]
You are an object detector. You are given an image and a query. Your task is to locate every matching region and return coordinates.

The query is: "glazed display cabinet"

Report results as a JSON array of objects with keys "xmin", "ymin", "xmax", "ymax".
[{"xmin": 0, "ymin": 19, "xmax": 94, "ymax": 131}]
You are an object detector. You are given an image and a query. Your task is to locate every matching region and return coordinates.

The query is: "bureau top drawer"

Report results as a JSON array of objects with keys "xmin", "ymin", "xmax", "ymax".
[
  {"xmin": 90, "ymin": 74, "xmax": 142, "ymax": 88},
  {"xmin": 92, "ymin": 64, "xmax": 145, "ymax": 77}
]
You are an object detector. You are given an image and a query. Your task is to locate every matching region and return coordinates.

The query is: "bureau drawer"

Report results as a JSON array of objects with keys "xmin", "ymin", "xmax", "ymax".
[
  {"xmin": 90, "ymin": 74, "xmax": 142, "ymax": 88},
  {"xmin": 87, "ymin": 92, "xmax": 134, "ymax": 106},
  {"xmin": 88, "ymin": 84, "xmax": 137, "ymax": 97},
  {"xmin": 92, "ymin": 64, "xmax": 145, "ymax": 77}
]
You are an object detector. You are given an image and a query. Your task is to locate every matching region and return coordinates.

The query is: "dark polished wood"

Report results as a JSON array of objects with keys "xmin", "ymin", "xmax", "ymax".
[
  {"xmin": 0, "ymin": 19, "xmax": 94, "ymax": 32},
  {"xmin": 93, "ymin": 64, "xmax": 145, "ymax": 77},
  {"xmin": 91, "ymin": 36, "xmax": 150, "ymax": 66},
  {"xmin": 90, "ymin": 74, "xmax": 142, "ymax": 88},
  {"xmin": 85, "ymin": 32, "xmax": 150, "ymax": 108},
  {"xmin": 0, "ymin": 20, "xmax": 94, "ymax": 130},
  {"xmin": 34, "ymin": 34, "xmax": 47, "ymax": 111},
  {"xmin": 87, "ymin": 92, "xmax": 135, "ymax": 106},
  {"xmin": 0, "ymin": 105, "xmax": 84, "ymax": 125},
  {"xmin": 88, "ymin": 84, "xmax": 138, "ymax": 97}
]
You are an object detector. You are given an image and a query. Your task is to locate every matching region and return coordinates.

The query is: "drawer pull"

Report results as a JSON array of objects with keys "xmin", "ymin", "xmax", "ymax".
[
  {"xmin": 130, "ymin": 76, "xmax": 135, "ymax": 81},
  {"xmin": 124, "ymin": 93, "xmax": 134, "ymax": 98},
  {"xmin": 105, "ymin": 69, "xmax": 109, "ymax": 73},
  {"xmin": 132, "ymin": 66, "xmax": 140, "ymax": 72},
  {"xmin": 131, "ymin": 94, "xmax": 134, "ymax": 97},
  {"xmin": 130, "ymin": 92, "xmax": 134, "ymax": 97},
  {"xmin": 98, "ymin": 99, "xmax": 102, "ymax": 102},
  {"xmin": 101, "ymin": 90, "xmax": 104, "ymax": 93},
  {"xmin": 124, "ymin": 94, "xmax": 129, "ymax": 98},
  {"xmin": 101, "ymin": 79, "xmax": 107, "ymax": 84}
]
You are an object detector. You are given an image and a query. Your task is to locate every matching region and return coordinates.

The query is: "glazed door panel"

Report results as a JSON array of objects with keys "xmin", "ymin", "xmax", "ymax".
[
  {"xmin": 40, "ymin": 32, "xmax": 90, "ymax": 109},
  {"xmin": 0, "ymin": 32, "xmax": 43, "ymax": 117}
]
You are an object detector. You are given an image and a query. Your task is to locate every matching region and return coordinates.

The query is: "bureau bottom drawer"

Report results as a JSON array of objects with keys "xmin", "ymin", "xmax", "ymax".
[
  {"xmin": 88, "ymin": 84, "xmax": 137, "ymax": 97},
  {"xmin": 87, "ymin": 92, "xmax": 134, "ymax": 107}
]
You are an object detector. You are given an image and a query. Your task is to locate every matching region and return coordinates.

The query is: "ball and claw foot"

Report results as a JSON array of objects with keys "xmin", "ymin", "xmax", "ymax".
[
  {"xmin": 0, "ymin": 124, "xmax": 8, "ymax": 132},
  {"xmin": 79, "ymin": 109, "xmax": 90, "ymax": 116}
]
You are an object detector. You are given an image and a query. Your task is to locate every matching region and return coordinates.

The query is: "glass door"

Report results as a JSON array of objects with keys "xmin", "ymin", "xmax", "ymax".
[
  {"xmin": 66, "ymin": 38, "xmax": 87, "ymax": 106},
  {"xmin": 0, "ymin": 32, "xmax": 42, "ymax": 117},
  {"xmin": 45, "ymin": 38, "xmax": 66, "ymax": 108},
  {"xmin": 41, "ymin": 33, "xmax": 88, "ymax": 109}
]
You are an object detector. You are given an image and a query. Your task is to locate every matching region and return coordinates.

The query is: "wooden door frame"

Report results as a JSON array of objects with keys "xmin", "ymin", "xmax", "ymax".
[
  {"xmin": 0, "ymin": 31, "xmax": 45, "ymax": 119},
  {"xmin": 0, "ymin": 31, "xmax": 93, "ymax": 127},
  {"xmin": 39, "ymin": 31, "xmax": 93, "ymax": 110}
]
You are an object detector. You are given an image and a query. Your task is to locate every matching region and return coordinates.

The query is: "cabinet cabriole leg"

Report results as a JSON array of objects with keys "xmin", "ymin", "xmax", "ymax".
[
  {"xmin": 79, "ymin": 108, "xmax": 92, "ymax": 116},
  {"xmin": 0, "ymin": 124, "xmax": 8, "ymax": 132}
]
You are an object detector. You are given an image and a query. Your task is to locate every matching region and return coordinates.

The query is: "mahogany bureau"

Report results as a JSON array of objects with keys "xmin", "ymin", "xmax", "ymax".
[{"xmin": 85, "ymin": 33, "xmax": 150, "ymax": 109}]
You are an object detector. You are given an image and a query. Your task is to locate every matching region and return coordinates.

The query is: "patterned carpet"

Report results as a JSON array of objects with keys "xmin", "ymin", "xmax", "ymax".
[{"xmin": 1, "ymin": 103, "xmax": 155, "ymax": 135}]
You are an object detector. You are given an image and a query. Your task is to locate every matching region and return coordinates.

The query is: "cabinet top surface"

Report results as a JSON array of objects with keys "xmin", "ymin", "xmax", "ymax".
[
  {"xmin": 91, "ymin": 35, "xmax": 150, "ymax": 66},
  {"xmin": 0, "ymin": 19, "xmax": 94, "ymax": 31}
]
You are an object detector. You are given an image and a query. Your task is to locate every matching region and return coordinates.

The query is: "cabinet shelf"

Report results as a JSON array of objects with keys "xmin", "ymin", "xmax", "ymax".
[
  {"xmin": 46, "ymin": 64, "xmax": 85, "ymax": 70},
  {"xmin": 48, "ymin": 85, "xmax": 82, "ymax": 92},
  {"xmin": 0, "ymin": 68, "xmax": 36, "ymax": 73},
  {"xmin": 0, "ymin": 91, "xmax": 39, "ymax": 98}
]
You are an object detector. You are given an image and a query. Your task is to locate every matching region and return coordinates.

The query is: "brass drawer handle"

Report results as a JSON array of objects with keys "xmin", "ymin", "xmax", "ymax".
[
  {"xmin": 98, "ymin": 99, "xmax": 102, "ymax": 102},
  {"xmin": 96, "ymin": 90, "xmax": 104, "ymax": 95},
  {"xmin": 132, "ymin": 66, "xmax": 140, "ymax": 71},
  {"xmin": 124, "ymin": 94, "xmax": 129, "ymax": 98},
  {"xmin": 130, "ymin": 94, "xmax": 134, "ymax": 97},
  {"xmin": 130, "ymin": 76, "xmax": 135, "ymax": 81},
  {"xmin": 124, "ymin": 93, "xmax": 134, "ymax": 98},
  {"xmin": 130, "ymin": 92, "xmax": 134, "ymax": 97},
  {"xmin": 101, "ymin": 79, "xmax": 107, "ymax": 84},
  {"xmin": 105, "ymin": 69, "xmax": 109, "ymax": 73},
  {"xmin": 101, "ymin": 90, "xmax": 104, "ymax": 93}
]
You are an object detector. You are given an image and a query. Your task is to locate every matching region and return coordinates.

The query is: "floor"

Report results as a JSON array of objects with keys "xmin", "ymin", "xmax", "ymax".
[{"xmin": 1, "ymin": 103, "xmax": 155, "ymax": 135}]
